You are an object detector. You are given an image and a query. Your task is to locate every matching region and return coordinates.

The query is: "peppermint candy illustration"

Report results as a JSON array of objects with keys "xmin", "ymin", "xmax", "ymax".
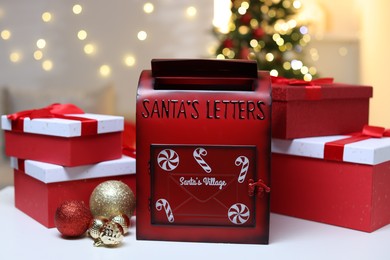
[
  {"xmin": 193, "ymin": 147, "xmax": 212, "ymax": 173},
  {"xmin": 235, "ymin": 156, "xmax": 249, "ymax": 183},
  {"xmin": 157, "ymin": 149, "xmax": 179, "ymax": 171},
  {"xmin": 228, "ymin": 203, "xmax": 250, "ymax": 225},
  {"xmin": 155, "ymin": 198, "xmax": 174, "ymax": 223}
]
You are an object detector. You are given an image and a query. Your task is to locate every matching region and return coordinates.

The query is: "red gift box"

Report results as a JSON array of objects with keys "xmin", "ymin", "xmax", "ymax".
[
  {"xmin": 271, "ymin": 126, "xmax": 390, "ymax": 232},
  {"xmin": 136, "ymin": 59, "xmax": 272, "ymax": 244},
  {"xmin": 271, "ymin": 77, "xmax": 373, "ymax": 139},
  {"xmin": 12, "ymin": 156, "xmax": 136, "ymax": 228},
  {"xmin": 1, "ymin": 104, "xmax": 124, "ymax": 166}
]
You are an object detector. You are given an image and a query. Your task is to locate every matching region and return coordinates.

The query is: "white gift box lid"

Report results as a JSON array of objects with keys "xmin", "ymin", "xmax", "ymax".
[
  {"xmin": 272, "ymin": 135, "xmax": 390, "ymax": 165},
  {"xmin": 1, "ymin": 113, "xmax": 124, "ymax": 137},
  {"xmin": 11, "ymin": 156, "xmax": 136, "ymax": 183}
]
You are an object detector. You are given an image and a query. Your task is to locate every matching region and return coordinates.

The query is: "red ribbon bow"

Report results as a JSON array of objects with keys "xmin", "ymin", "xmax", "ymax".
[
  {"xmin": 324, "ymin": 125, "xmax": 390, "ymax": 161},
  {"xmin": 7, "ymin": 103, "xmax": 98, "ymax": 136},
  {"xmin": 7, "ymin": 103, "xmax": 84, "ymax": 120},
  {"xmin": 271, "ymin": 76, "xmax": 334, "ymax": 86},
  {"xmin": 271, "ymin": 76, "xmax": 334, "ymax": 100},
  {"xmin": 359, "ymin": 125, "xmax": 390, "ymax": 138}
]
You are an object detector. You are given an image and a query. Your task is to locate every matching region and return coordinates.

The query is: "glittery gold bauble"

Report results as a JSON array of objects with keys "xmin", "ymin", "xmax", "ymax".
[
  {"xmin": 111, "ymin": 214, "xmax": 130, "ymax": 234},
  {"xmin": 88, "ymin": 217, "xmax": 109, "ymax": 239},
  {"xmin": 89, "ymin": 180, "xmax": 135, "ymax": 219}
]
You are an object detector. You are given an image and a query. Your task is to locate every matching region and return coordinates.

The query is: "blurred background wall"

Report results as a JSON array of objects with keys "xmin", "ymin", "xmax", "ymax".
[{"xmin": 0, "ymin": 0, "xmax": 388, "ymax": 125}]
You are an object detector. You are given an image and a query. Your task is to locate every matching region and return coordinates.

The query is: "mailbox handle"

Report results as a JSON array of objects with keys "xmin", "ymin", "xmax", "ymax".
[
  {"xmin": 153, "ymin": 76, "xmax": 257, "ymax": 91},
  {"xmin": 151, "ymin": 59, "xmax": 258, "ymax": 79}
]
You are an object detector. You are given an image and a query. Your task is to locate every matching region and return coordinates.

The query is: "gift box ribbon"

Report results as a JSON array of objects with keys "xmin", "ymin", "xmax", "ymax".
[
  {"xmin": 122, "ymin": 146, "xmax": 136, "ymax": 158},
  {"xmin": 324, "ymin": 125, "xmax": 390, "ymax": 161},
  {"xmin": 271, "ymin": 76, "xmax": 334, "ymax": 100},
  {"xmin": 121, "ymin": 121, "xmax": 136, "ymax": 158},
  {"xmin": 16, "ymin": 158, "xmax": 26, "ymax": 172},
  {"xmin": 7, "ymin": 103, "xmax": 98, "ymax": 136}
]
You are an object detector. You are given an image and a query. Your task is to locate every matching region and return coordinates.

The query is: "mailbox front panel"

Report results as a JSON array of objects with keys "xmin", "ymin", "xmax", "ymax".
[{"xmin": 151, "ymin": 145, "xmax": 256, "ymax": 227}]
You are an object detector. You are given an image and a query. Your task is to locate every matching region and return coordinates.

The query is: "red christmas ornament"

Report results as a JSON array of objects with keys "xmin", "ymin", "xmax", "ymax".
[
  {"xmin": 240, "ymin": 46, "xmax": 251, "ymax": 59},
  {"xmin": 223, "ymin": 38, "xmax": 234, "ymax": 49},
  {"xmin": 240, "ymin": 13, "xmax": 252, "ymax": 25},
  {"xmin": 55, "ymin": 200, "xmax": 93, "ymax": 237},
  {"xmin": 253, "ymin": 27, "xmax": 265, "ymax": 39}
]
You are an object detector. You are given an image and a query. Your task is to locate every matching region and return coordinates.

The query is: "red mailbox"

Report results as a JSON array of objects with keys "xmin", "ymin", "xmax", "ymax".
[{"xmin": 136, "ymin": 59, "xmax": 271, "ymax": 244}]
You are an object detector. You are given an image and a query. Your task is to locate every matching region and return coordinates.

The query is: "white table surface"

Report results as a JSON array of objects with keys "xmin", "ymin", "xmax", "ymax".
[{"xmin": 1, "ymin": 186, "xmax": 389, "ymax": 260}]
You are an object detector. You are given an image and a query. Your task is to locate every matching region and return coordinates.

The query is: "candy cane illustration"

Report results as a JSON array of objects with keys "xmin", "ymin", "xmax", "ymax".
[
  {"xmin": 235, "ymin": 156, "xmax": 249, "ymax": 183},
  {"xmin": 193, "ymin": 147, "xmax": 212, "ymax": 173},
  {"xmin": 157, "ymin": 149, "xmax": 179, "ymax": 171},
  {"xmin": 228, "ymin": 203, "xmax": 250, "ymax": 225},
  {"xmin": 155, "ymin": 199, "xmax": 174, "ymax": 223}
]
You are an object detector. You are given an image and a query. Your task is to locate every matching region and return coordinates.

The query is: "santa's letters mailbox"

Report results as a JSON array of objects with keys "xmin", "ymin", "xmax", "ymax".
[{"xmin": 136, "ymin": 59, "xmax": 271, "ymax": 244}]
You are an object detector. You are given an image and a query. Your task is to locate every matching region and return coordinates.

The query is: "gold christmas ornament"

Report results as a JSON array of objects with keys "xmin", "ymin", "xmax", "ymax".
[
  {"xmin": 89, "ymin": 180, "xmax": 136, "ymax": 219},
  {"xmin": 93, "ymin": 221, "xmax": 124, "ymax": 247},
  {"xmin": 88, "ymin": 217, "xmax": 108, "ymax": 240},
  {"xmin": 111, "ymin": 214, "xmax": 130, "ymax": 234},
  {"xmin": 88, "ymin": 215, "xmax": 130, "ymax": 247}
]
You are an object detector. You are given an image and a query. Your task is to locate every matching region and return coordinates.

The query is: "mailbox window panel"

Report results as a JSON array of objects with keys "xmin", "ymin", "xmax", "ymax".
[{"xmin": 150, "ymin": 145, "xmax": 256, "ymax": 227}]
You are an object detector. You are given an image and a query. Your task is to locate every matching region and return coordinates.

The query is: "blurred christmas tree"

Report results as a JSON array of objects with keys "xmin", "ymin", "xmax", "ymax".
[{"xmin": 213, "ymin": 0, "xmax": 317, "ymax": 80}]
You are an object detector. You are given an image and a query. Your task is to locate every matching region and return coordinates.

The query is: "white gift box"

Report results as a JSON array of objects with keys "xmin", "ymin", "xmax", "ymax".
[
  {"xmin": 12, "ymin": 155, "xmax": 136, "ymax": 228},
  {"xmin": 271, "ymin": 133, "xmax": 390, "ymax": 232},
  {"xmin": 272, "ymin": 135, "xmax": 390, "ymax": 165},
  {"xmin": 2, "ymin": 112, "xmax": 124, "ymax": 166}
]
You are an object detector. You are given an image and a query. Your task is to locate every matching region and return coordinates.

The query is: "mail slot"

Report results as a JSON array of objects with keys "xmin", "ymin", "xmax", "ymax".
[{"xmin": 136, "ymin": 59, "xmax": 272, "ymax": 244}]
